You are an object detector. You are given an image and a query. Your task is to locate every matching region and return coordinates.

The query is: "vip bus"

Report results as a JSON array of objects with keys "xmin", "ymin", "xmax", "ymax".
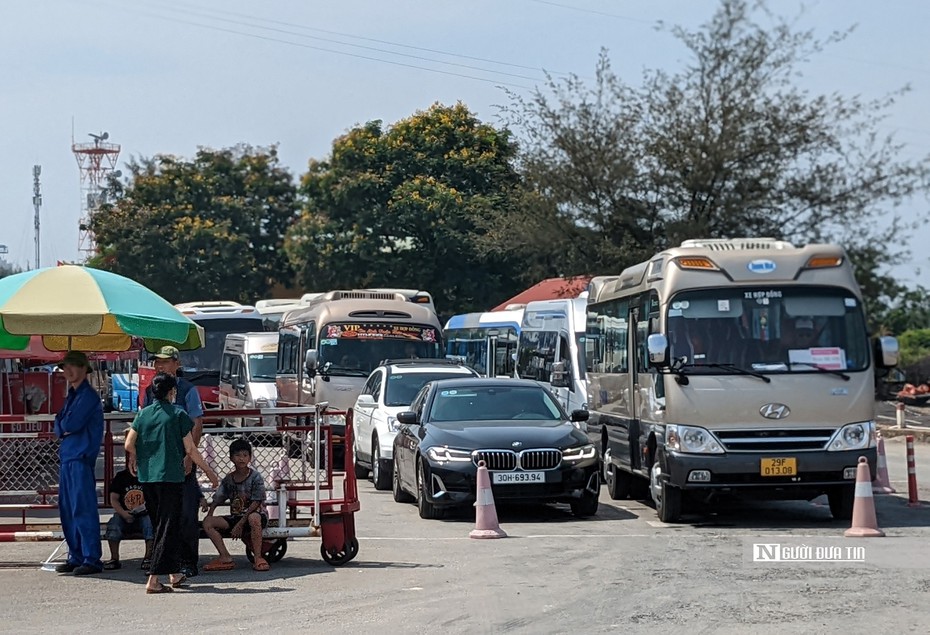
[
  {"xmin": 443, "ymin": 308, "xmax": 523, "ymax": 377},
  {"xmin": 583, "ymin": 238, "xmax": 898, "ymax": 523},
  {"xmin": 173, "ymin": 301, "xmax": 265, "ymax": 408},
  {"xmin": 276, "ymin": 289, "xmax": 443, "ymax": 437}
]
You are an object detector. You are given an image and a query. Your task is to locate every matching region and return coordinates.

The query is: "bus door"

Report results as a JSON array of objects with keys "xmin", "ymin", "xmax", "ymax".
[
  {"xmin": 629, "ymin": 293, "xmax": 661, "ymax": 473},
  {"xmin": 298, "ymin": 323, "xmax": 315, "ymax": 406}
]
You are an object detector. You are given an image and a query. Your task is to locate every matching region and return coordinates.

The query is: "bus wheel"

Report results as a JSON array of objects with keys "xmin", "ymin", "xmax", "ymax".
[
  {"xmin": 828, "ymin": 485, "xmax": 855, "ymax": 521},
  {"xmin": 604, "ymin": 449, "xmax": 630, "ymax": 500},
  {"xmin": 651, "ymin": 461, "xmax": 682, "ymax": 523}
]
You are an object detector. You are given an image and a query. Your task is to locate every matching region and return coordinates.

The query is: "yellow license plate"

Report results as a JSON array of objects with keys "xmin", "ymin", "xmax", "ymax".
[{"xmin": 760, "ymin": 457, "xmax": 796, "ymax": 476}]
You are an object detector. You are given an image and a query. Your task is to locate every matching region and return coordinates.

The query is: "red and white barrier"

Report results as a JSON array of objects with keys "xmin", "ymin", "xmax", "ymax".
[{"xmin": 906, "ymin": 435, "xmax": 921, "ymax": 508}]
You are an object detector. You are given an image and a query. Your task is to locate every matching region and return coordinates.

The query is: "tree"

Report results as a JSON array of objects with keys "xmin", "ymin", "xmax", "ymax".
[
  {"xmin": 502, "ymin": 0, "xmax": 930, "ymax": 301},
  {"xmin": 0, "ymin": 261, "xmax": 21, "ymax": 280},
  {"xmin": 285, "ymin": 103, "xmax": 530, "ymax": 314},
  {"xmin": 89, "ymin": 145, "xmax": 299, "ymax": 303}
]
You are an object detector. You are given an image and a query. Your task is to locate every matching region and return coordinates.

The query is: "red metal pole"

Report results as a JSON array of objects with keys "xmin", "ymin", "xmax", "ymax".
[{"xmin": 906, "ymin": 435, "xmax": 920, "ymax": 507}]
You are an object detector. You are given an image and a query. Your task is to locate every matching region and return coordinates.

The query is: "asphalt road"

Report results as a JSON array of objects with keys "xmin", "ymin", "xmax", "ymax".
[{"xmin": 1, "ymin": 439, "xmax": 929, "ymax": 634}]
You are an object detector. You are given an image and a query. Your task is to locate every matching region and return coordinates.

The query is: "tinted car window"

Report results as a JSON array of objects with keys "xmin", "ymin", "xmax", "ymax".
[
  {"xmin": 385, "ymin": 372, "xmax": 472, "ymax": 407},
  {"xmin": 429, "ymin": 385, "xmax": 562, "ymax": 422}
]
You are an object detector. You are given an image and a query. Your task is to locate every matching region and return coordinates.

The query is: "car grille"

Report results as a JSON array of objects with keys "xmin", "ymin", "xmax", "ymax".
[
  {"xmin": 713, "ymin": 428, "xmax": 835, "ymax": 452},
  {"xmin": 472, "ymin": 449, "xmax": 562, "ymax": 471}
]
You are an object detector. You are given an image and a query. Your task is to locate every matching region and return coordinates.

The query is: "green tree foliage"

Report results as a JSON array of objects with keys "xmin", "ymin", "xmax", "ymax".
[
  {"xmin": 897, "ymin": 329, "xmax": 930, "ymax": 370},
  {"xmin": 0, "ymin": 261, "xmax": 22, "ymax": 280},
  {"xmin": 285, "ymin": 103, "xmax": 528, "ymax": 314},
  {"xmin": 502, "ymin": 0, "xmax": 930, "ymax": 309},
  {"xmin": 89, "ymin": 146, "xmax": 299, "ymax": 304}
]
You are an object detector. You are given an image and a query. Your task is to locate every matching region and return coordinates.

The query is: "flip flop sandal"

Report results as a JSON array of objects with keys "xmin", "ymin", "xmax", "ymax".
[
  {"xmin": 145, "ymin": 584, "xmax": 173, "ymax": 594},
  {"xmin": 140, "ymin": 558, "xmax": 151, "ymax": 570},
  {"xmin": 103, "ymin": 560, "xmax": 122, "ymax": 571},
  {"xmin": 252, "ymin": 559, "xmax": 270, "ymax": 572},
  {"xmin": 170, "ymin": 575, "xmax": 189, "ymax": 588},
  {"xmin": 203, "ymin": 559, "xmax": 235, "ymax": 572}
]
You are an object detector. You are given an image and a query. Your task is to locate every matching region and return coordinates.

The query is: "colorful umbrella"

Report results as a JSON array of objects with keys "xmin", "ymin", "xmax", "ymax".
[{"xmin": 0, "ymin": 266, "xmax": 204, "ymax": 352}]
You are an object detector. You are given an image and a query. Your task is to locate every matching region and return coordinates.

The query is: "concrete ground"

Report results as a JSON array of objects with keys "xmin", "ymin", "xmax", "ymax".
[{"xmin": 0, "ymin": 440, "xmax": 928, "ymax": 634}]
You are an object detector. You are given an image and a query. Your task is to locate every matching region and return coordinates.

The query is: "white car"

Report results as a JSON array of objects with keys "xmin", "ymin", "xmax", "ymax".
[{"xmin": 353, "ymin": 359, "xmax": 479, "ymax": 489}]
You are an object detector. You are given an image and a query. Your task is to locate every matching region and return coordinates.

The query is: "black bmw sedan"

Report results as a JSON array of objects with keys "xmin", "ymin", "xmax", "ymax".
[{"xmin": 391, "ymin": 378, "xmax": 600, "ymax": 519}]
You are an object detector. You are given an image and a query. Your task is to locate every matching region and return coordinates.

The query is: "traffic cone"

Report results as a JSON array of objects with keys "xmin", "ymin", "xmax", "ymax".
[
  {"xmin": 844, "ymin": 456, "xmax": 885, "ymax": 538},
  {"xmin": 470, "ymin": 461, "xmax": 507, "ymax": 539},
  {"xmin": 872, "ymin": 434, "xmax": 896, "ymax": 495}
]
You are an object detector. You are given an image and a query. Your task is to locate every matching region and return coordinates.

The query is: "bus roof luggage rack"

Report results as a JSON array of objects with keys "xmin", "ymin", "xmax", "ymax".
[
  {"xmin": 679, "ymin": 238, "xmax": 795, "ymax": 251},
  {"xmin": 325, "ymin": 290, "xmax": 404, "ymax": 302}
]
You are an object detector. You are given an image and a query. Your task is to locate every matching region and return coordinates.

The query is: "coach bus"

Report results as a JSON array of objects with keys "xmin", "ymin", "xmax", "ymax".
[
  {"xmin": 173, "ymin": 301, "xmax": 265, "ymax": 407},
  {"xmin": 443, "ymin": 308, "xmax": 523, "ymax": 377},
  {"xmin": 583, "ymin": 238, "xmax": 898, "ymax": 523}
]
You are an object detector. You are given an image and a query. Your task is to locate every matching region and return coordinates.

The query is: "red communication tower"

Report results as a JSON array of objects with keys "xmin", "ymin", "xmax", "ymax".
[{"xmin": 72, "ymin": 131, "xmax": 121, "ymax": 257}]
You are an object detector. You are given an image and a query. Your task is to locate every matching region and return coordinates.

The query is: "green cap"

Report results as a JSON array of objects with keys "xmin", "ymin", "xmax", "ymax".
[
  {"xmin": 150, "ymin": 345, "xmax": 180, "ymax": 361},
  {"xmin": 59, "ymin": 350, "xmax": 92, "ymax": 370}
]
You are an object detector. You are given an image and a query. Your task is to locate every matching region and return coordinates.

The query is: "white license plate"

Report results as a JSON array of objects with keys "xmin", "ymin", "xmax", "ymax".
[{"xmin": 492, "ymin": 471, "xmax": 545, "ymax": 484}]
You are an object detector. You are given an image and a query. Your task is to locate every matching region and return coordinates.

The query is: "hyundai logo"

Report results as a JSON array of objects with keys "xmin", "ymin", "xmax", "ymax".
[
  {"xmin": 747, "ymin": 259, "xmax": 777, "ymax": 274},
  {"xmin": 759, "ymin": 403, "xmax": 791, "ymax": 420}
]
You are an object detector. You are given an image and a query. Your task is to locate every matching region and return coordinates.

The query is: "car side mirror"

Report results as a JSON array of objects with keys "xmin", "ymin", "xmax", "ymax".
[
  {"xmin": 647, "ymin": 333, "xmax": 669, "ymax": 367},
  {"xmin": 304, "ymin": 349, "xmax": 318, "ymax": 377},
  {"xmin": 356, "ymin": 394, "xmax": 377, "ymax": 409},
  {"xmin": 875, "ymin": 336, "xmax": 899, "ymax": 369},
  {"xmin": 550, "ymin": 361, "xmax": 570, "ymax": 388},
  {"xmin": 396, "ymin": 411, "xmax": 418, "ymax": 425},
  {"xmin": 570, "ymin": 409, "xmax": 589, "ymax": 422}
]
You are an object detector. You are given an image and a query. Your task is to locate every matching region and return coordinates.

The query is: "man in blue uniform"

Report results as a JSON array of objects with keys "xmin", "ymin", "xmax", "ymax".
[
  {"xmin": 142, "ymin": 345, "xmax": 205, "ymax": 577},
  {"xmin": 53, "ymin": 351, "xmax": 104, "ymax": 575}
]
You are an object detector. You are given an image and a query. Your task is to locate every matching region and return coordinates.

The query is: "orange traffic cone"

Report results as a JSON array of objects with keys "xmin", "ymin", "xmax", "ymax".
[
  {"xmin": 845, "ymin": 456, "xmax": 885, "ymax": 538},
  {"xmin": 872, "ymin": 435, "xmax": 896, "ymax": 495},
  {"xmin": 470, "ymin": 461, "xmax": 507, "ymax": 539}
]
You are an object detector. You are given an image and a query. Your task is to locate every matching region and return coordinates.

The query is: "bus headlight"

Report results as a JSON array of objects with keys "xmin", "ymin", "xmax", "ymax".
[
  {"xmin": 827, "ymin": 421, "xmax": 875, "ymax": 452},
  {"xmin": 665, "ymin": 425, "xmax": 724, "ymax": 454}
]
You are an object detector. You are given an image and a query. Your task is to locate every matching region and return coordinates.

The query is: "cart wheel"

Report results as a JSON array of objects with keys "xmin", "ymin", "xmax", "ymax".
[
  {"xmin": 245, "ymin": 539, "xmax": 288, "ymax": 564},
  {"xmin": 320, "ymin": 537, "xmax": 359, "ymax": 566}
]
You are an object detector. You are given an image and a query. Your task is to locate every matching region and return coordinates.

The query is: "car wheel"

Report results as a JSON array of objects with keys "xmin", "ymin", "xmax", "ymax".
[
  {"xmin": 571, "ymin": 475, "xmax": 600, "ymax": 518},
  {"xmin": 651, "ymin": 460, "xmax": 682, "ymax": 523},
  {"xmin": 372, "ymin": 440, "xmax": 392, "ymax": 491},
  {"xmin": 604, "ymin": 448, "xmax": 630, "ymax": 500},
  {"xmin": 828, "ymin": 485, "xmax": 855, "ymax": 521},
  {"xmin": 416, "ymin": 459, "xmax": 443, "ymax": 520},
  {"xmin": 392, "ymin": 454, "xmax": 414, "ymax": 503},
  {"xmin": 353, "ymin": 438, "xmax": 370, "ymax": 480}
]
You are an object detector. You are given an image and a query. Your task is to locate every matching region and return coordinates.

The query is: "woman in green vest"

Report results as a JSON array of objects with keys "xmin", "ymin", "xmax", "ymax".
[{"xmin": 126, "ymin": 372, "xmax": 219, "ymax": 594}]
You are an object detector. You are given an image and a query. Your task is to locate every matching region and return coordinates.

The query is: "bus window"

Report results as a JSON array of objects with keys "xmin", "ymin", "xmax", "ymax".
[{"xmin": 517, "ymin": 331, "xmax": 557, "ymax": 382}]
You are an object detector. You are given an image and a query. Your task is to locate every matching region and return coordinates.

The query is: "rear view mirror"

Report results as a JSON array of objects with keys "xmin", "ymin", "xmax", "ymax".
[
  {"xmin": 396, "ymin": 411, "xmax": 418, "ymax": 425},
  {"xmin": 876, "ymin": 336, "xmax": 899, "ymax": 369},
  {"xmin": 304, "ymin": 349, "xmax": 318, "ymax": 377},
  {"xmin": 647, "ymin": 333, "xmax": 669, "ymax": 367},
  {"xmin": 550, "ymin": 361, "xmax": 570, "ymax": 388},
  {"xmin": 356, "ymin": 394, "xmax": 377, "ymax": 409}
]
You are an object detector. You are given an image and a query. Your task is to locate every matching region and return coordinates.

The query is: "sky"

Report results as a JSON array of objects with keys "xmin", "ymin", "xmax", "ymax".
[{"xmin": 1, "ymin": 0, "xmax": 928, "ymax": 285}]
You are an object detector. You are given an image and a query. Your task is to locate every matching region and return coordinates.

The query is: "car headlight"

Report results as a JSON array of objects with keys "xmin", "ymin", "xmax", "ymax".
[
  {"xmin": 426, "ymin": 447, "xmax": 473, "ymax": 464},
  {"xmin": 827, "ymin": 421, "xmax": 875, "ymax": 452},
  {"xmin": 665, "ymin": 425, "xmax": 724, "ymax": 454},
  {"xmin": 325, "ymin": 413, "xmax": 346, "ymax": 426},
  {"xmin": 387, "ymin": 415, "xmax": 400, "ymax": 432},
  {"xmin": 562, "ymin": 444, "xmax": 597, "ymax": 462}
]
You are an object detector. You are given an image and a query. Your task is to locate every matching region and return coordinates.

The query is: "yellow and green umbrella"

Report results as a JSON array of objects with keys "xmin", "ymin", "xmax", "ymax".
[{"xmin": 0, "ymin": 265, "xmax": 204, "ymax": 353}]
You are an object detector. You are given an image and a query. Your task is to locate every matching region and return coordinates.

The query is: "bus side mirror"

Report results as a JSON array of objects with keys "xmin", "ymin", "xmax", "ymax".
[
  {"xmin": 875, "ymin": 336, "xmax": 899, "ymax": 368},
  {"xmin": 647, "ymin": 333, "xmax": 669, "ymax": 367},
  {"xmin": 550, "ymin": 361, "xmax": 570, "ymax": 388},
  {"xmin": 304, "ymin": 349, "xmax": 318, "ymax": 377}
]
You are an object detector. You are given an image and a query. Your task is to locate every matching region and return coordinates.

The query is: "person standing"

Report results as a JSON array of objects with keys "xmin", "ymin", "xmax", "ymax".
[
  {"xmin": 53, "ymin": 350, "xmax": 105, "ymax": 575},
  {"xmin": 142, "ymin": 345, "xmax": 205, "ymax": 578},
  {"xmin": 126, "ymin": 372, "xmax": 218, "ymax": 594}
]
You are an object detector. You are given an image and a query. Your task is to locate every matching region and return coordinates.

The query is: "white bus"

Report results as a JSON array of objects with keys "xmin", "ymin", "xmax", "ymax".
[
  {"xmin": 443, "ymin": 308, "xmax": 523, "ymax": 377},
  {"xmin": 584, "ymin": 238, "xmax": 898, "ymax": 522},
  {"xmin": 514, "ymin": 298, "xmax": 588, "ymax": 415}
]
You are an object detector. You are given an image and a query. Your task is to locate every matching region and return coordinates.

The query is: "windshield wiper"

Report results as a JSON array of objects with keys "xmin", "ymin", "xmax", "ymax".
[
  {"xmin": 320, "ymin": 363, "xmax": 369, "ymax": 378},
  {"xmin": 788, "ymin": 362, "xmax": 850, "ymax": 381},
  {"xmin": 677, "ymin": 362, "xmax": 772, "ymax": 384},
  {"xmin": 250, "ymin": 374, "xmax": 276, "ymax": 381}
]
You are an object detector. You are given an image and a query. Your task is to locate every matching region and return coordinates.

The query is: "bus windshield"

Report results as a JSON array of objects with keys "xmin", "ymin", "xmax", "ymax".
[
  {"xmin": 666, "ymin": 286, "xmax": 869, "ymax": 374},
  {"xmin": 319, "ymin": 323, "xmax": 442, "ymax": 376},
  {"xmin": 444, "ymin": 326, "xmax": 518, "ymax": 376},
  {"xmin": 248, "ymin": 353, "xmax": 277, "ymax": 382},
  {"xmin": 181, "ymin": 317, "xmax": 265, "ymax": 375}
]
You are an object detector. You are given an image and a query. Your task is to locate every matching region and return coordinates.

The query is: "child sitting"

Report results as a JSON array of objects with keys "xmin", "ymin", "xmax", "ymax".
[
  {"xmin": 103, "ymin": 467, "xmax": 154, "ymax": 570},
  {"xmin": 202, "ymin": 439, "xmax": 270, "ymax": 572}
]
